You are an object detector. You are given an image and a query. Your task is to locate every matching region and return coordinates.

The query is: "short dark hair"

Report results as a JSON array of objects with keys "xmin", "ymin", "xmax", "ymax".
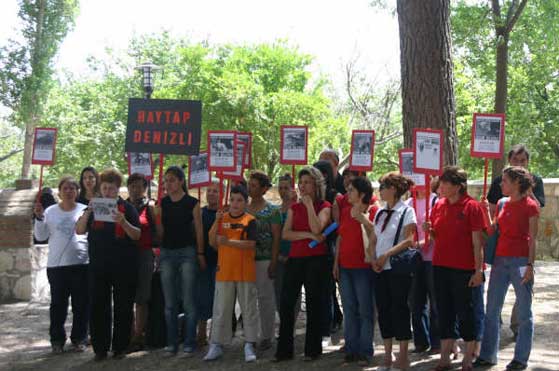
[
  {"xmin": 58, "ymin": 176, "xmax": 79, "ymax": 192},
  {"xmin": 508, "ymin": 144, "xmax": 530, "ymax": 161},
  {"xmin": 342, "ymin": 168, "xmax": 366, "ymax": 178},
  {"xmin": 278, "ymin": 173, "xmax": 292, "ymax": 184},
  {"xmin": 351, "ymin": 176, "xmax": 372, "ymax": 204},
  {"xmin": 503, "ymin": 166, "xmax": 535, "ymax": 194},
  {"xmin": 440, "ymin": 166, "xmax": 468, "ymax": 194},
  {"xmin": 378, "ymin": 171, "xmax": 414, "ymax": 199},
  {"xmin": 249, "ymin": 170, "xmax": 272, "ymax": 188},
  {"xmin": 99, "ymin": 168, "xmax": 123, "ymax": 188},
  {"xmin": 230, "ymin": 185, "xmax": 249, "ymax": 201},
  {"xmin": 127, "ymin": 173, "xmax": 148, "ymax": 188}
]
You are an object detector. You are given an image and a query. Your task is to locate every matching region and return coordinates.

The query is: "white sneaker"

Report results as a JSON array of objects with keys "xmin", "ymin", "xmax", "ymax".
[
  {"xmin": 203, "ymin": 343, "xmax": 223, "ymax": 361},
  {"xmin": 244, "ymin": 342, "xmax": 257, "ymax": 362}
]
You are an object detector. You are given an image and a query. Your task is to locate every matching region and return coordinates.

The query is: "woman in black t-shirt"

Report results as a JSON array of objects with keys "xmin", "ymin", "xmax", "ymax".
[{"xmin": 159, "ymin": 166, "xmax": 205, "ymax": 355}]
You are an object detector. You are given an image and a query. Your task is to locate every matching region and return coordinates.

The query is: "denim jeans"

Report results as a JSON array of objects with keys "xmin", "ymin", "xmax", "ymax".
[
  {"xmin": 472, "ymin": 279, "xmax": 485, "ymax": 342},
  {"xmin": 411, "ymin": 261, "xmax": 440, "ymax": 350},
  {"xmin": 339, "ymin": 268, "xmax": 375, "ymax": 358},
  {"xmin": 196, "ymin": 264, "xmax": 216, "ymax": 321},
  {"xmin": 160, "ymin": 247, "xmax": 198, "ymax": 351},
  {"xmin": 479, "ymin": 256, "xmax": 533, "ymax": 365}
]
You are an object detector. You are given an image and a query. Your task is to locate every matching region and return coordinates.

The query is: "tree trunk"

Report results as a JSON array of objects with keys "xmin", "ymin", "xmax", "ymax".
[
  {"xmin": 491, "ymin": 32, "xmax": 509, "ymax": 178},
  {"xmin": 397, "ymin": 0, "xmax": 457, "ymax": 166},
  {"xmin": 20, "ymin": 0, "xmax": 46, "ymax": 179}
]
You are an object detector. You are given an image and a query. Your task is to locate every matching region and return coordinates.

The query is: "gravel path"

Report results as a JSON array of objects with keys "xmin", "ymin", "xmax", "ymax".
[{"xmin": 1, "ymin": 262, "xmax": 558, "ymax": 371}]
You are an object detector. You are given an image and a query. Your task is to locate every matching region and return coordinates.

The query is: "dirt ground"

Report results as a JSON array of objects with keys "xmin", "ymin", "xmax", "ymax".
[{"xmin": 1, "ymin": 262, "xmax": 558, "ymax": 371}]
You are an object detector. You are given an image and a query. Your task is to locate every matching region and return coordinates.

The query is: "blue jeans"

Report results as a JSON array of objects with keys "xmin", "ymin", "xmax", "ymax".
[
  {"xmin": 160, "ymin": 247, "xmax": 198, "ymax": 351},
  {"xmin": 196, "ymin": 264, "xmax": 216, "ymax": 321},
  {"xmin": 339, "ymin": 268, "xmax": 375, "ymax": 358},
  {"xmin": 479, "ymin": 256, "xmax": 533, "ymax": 365},
  {"xmin": 472, "ymin": 279, "xmax": 485, "ymax": 342},
  {"xmin": 411, "ymin": 261, "xmax": 440, "ymax": 350}
]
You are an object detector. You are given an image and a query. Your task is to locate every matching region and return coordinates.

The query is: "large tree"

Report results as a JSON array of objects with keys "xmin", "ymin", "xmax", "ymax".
[
  {"xmin": 0, "ymin": 0, "xmax": 79, "ymax": 179},
  {"xmin": 397, "ymin": 0, "xmax": 458, "ymax": 166}
]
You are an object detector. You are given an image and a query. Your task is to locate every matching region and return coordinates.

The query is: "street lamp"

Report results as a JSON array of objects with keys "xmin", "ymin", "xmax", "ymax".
[{"xmin": 135, "ymin": 61, "xmax": 161, "ymax": 99}]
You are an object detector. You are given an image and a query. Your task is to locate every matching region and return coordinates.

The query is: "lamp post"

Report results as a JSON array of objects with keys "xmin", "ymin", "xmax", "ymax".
[{"xmin": 135, "ymin": 62, "xmax": 161, "ymax": 199}]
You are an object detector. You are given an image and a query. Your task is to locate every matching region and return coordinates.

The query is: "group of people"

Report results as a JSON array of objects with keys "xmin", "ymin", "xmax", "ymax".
[{"xmin": 33, "ymin": 145, "xmax": 542, "ymax": 371}]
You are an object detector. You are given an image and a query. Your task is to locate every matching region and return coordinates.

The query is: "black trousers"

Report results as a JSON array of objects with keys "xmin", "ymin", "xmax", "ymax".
[
  {"xmin": 89, "ymin": 262, "xmax": 137, "ymax": 354},
  {"xmin": 46, "ymin": 264, "xmax": 89, "ymax": 346},
  {"xmin": 276, "ymin": 255, "xmax": 329, "ymax": 358},
  {"xmin": 374, "ymin": 269, "xmax": 412, "ymax": 341},
  {"xmin": 433, "ymin": 266, "xmax": 476, "ymax": 342}
]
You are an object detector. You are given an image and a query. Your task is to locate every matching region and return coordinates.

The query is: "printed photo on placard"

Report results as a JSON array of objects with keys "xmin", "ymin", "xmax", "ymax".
[
  {"xmin": 32, "ymin": 128, "xmax": 57, "ymax": 165},
  {"xmin": 127, "ymin": 152, "xmax": 153, "ymax": 180},
  {"xmin": 413, "ymin": 129, "xmax": 444, "ymax": 175},
  {"xmin": 90, "ymin": 198, "xmax": 118, "ymax": 223},
  {"xmin": 349, "ymin": 130, "xmax": 375, "ymax": 171},
  {"xmin": 471, "ymin": 113, "xmax": 505, "ymax": 158},
  {"xmin": 399, "ymin": 149, "xmax": 426, "ymax": 187},
  {"xmin": 280, "ymin": 126, "xmax": 308, "ymax": 164},
  {"xmin": 188, "ymin": 152, "xmax": 211, "ymax": 188},
  {"xmin": 222, "ymin": 142, "xmax": 246, "ymax": 180},
  {"xmin": 208, "ymin": 131, "xmax": 237, "ymax": 171},
  {"xmin": 236, "ymin": 132, "xmax": 252, "ymax": 168}
]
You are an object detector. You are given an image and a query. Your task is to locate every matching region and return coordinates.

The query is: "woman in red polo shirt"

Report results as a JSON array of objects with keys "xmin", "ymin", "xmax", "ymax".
[
  {"xmin": 425, "ymin": 166, "xmax": 486, "ymax": 371},
  {"xmin": 332, "ymin": 176, "xmax": 378, "ymax": 366},
  {"xmin": 274, "ymin": 166, "xmax": 331, "ymax": 362},
  {"xmin": 476, "ymin": 167, "xmax": 539, "ymax": 371}
]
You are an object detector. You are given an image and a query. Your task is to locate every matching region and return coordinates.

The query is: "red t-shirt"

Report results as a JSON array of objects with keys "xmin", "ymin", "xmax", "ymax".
[
  {"xmin": 496, "ymin": 196, "xmax": 539, "ymax": 257},
  {"xmin": 431, "ymin": 194, "xmax": 487, "ymax": 270},
  {"xmin": 289, "ymin": 200, "xmax": 331, "ymax": 258},
  {"xmin": 337, "ymin": 194, "xmax": 378, "ymax": 269}
]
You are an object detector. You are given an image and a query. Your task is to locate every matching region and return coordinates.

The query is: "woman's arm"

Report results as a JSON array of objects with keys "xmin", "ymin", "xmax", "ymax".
[
  {"xmin": 386, "ymin": 223, "xmax": 416, "ymax": 256},
  {"xmin": 75, "ymin": 209, "xmax": 92, "ymax": 235},
  {"xmin": 115, "ymin": 211, "xmax": 141, "ymax": 240},
  {"xmin": 208, "ymin": 210, "xmax": 223, "ymax": 250},
  {"xmin": 33, "ymin": 204, "xmax": 50, "ymax": 241},
  {"xmin": 332, "ymin": 235, "xmax": 341, "ymax": 280},
  {"xmin": 468, "ymin": 230, "xmax": 484, "ymax": 287},
  {"xmin": 193, "ymin": 203, "xmax": 206, "ymax": 270},
  {"xmin": 302, "ymin": 196, "xmax": 331, "ymax": 234},
  {"xmin": 281, "ymin": 209, "xmax": 318, "ymax": 241},
  {"xmin": 522, "ymin": 215, "xmax": 539, "ymax": 284}
]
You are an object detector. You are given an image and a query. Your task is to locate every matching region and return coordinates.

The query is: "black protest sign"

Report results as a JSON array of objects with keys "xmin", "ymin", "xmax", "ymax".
[{"xmin": 125, "ymin": 98, "xmax": 202, "ymax": 155}]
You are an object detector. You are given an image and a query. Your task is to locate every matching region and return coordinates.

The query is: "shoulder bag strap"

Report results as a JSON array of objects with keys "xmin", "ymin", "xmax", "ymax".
[{"xmin": 392, "ymin": 207, "xmax": 409, "ymax": 247}]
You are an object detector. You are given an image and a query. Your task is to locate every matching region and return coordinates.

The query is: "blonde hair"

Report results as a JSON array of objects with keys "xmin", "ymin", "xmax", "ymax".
[{"xmin": 298, "ymin": 166, "xmax": 326, "ymax": 201}]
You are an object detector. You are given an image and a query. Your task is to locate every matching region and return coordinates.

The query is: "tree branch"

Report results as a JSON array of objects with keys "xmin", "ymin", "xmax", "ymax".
[
  {"xmin": 491, "ymin": 0, "xmax": 502, "ymax": 28},
  {"xmin": 505, "ymin": 0, "xmax": 528, "ymax": 34},
  {"xmin": 0, "ymin": 148, "xmax": 23, "ymax": 162}
]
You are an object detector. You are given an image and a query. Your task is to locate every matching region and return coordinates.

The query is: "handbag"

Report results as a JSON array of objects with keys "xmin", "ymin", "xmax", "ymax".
[
  {"xmin": 388, "ymin": 207, "xmax": 422, "ymax": 275},
  {"xmin": 484, "ymin": 198, "xmax": 508, "ymax": 265}
]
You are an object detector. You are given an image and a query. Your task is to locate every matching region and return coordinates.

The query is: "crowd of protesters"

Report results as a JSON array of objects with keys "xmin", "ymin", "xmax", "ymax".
[{"xmin": 32, "ymin": 144, "xmax": 541, "ymax": 371}]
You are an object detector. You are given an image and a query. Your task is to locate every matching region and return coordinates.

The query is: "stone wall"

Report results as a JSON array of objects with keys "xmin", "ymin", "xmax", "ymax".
[{"xmin": 0, "ymin": 189, "xmax": 35, "ymax": 302}]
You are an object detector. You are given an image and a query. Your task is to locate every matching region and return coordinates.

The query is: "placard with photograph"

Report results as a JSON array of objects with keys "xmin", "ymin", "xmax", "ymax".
[
  {"xmin": 470, "ymin": 113, "xmax": 505, "ymax": 159},
  {"xmin": 349, "ymin": 130, "xmax": 375, "ymax": 171},
  {"xmin": 31, "ymin": 128, "xmax": 58, "ymax": 165},
  {"xmin": 90, "ymin": 198, "xmax": 118, "ymax": 223},
  {"xmin": 236, "ymin": 132, "xmax": 252, "ymax": 168},
  {"xmin": 127, "ymin": 152, "xmax": 153, "ymax": 180},
  {"xmin": 280, "ymin": 125, "xmax": 308, "ymax": 165},
  {"xmin": 188, "ymin": 151, "xmax": 211, "ymax": 188},
  {"xmin": 399, "ymin": 149, "xmax": 426, "ymax": 187},
  {"xmin": 208, "ymin": 131, "xmax": 237, "ymax": 172},
  {"xmin": 412, "ymin": 129, "xmax": 444, "ymax": 175},
  {"xmin": 222, "ymin": 142, "xmax": 246, "ymax": 180}
]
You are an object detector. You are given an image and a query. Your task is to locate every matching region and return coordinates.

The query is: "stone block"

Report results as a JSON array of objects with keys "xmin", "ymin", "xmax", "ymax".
[
  {"xmin": 15, "ymin": 179, "xmax": 35, "ymax": 190},
  {"xmin": 13, "ymin": 274, "xmax": 31, "ymax": 300},
  {"xmin": 0, "ymin": 251, "xmax": 13, "ymax": 272},
  {"xmin": 14, "ymin": 251, "xmax": 31, "ymax": 273}
]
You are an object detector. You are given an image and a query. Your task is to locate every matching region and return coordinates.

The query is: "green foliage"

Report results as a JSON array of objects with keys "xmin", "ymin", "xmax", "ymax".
[
  {"xmin": 20, "ymin": 35, "xmax": 353, "ymax": 187},
  {"xmin": 452, "ymin": 0, "xmax": 559, "ymax": 178}
]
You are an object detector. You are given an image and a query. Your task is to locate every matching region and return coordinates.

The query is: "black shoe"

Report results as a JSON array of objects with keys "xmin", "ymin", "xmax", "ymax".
[
  {"xmin": 94, "ymin": 352, "xmax": 107, "ymax": 362},
  {"xmin": 343, "ymin": 354, "xmax": 356, "ymax": 363},
  {"xmin": 506, "ymin": 360, "xmax": 527, "ymax": 370},
  {"xmin": 412, "ymin": 345, "xmax": 430, "ymax": 353},
  {"xmin": 113, "ymin": 351, "xmax": 125, "ymax": 360},
  {"xmin": 303, "ymin": 354, "xmax": 320, "ymax": 362},
  {"xmin": 271, "ymin": 354, "xmax": 293, "ymax": 363},
  {"xmin": 472, "ymin": 358, "xmax": 495, "ymax": 368}
]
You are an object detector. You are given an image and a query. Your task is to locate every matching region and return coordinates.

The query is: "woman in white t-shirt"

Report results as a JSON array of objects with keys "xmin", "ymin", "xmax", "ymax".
[
  {"xmin": 33, "ymin": 176, "xmax": 89, "ymax": 354},
  {"xmin": 369, "ymin": 172, "xmax": 417, "ymax": 371}
]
